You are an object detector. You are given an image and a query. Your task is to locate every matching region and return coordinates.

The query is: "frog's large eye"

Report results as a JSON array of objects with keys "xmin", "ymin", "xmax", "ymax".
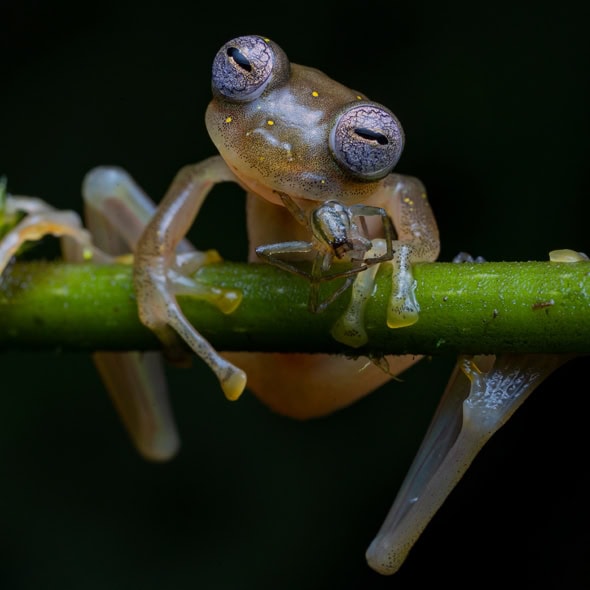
[
  {"xmin": 330, "ymin": 104, "xmax": 405, "ymax": 180},
  {"xmin": 212, "ymin": 35, "xmax": 285, "ymax": 102}
]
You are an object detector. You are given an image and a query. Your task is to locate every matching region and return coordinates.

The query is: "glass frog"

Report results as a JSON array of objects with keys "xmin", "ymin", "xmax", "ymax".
[
  {"xmin": 0, "ymin": 36, "xmax": 578, "ymax": 575},
  {"xmin": 78, "ymin": 34, "xmax": 441, "ymax": 430}
]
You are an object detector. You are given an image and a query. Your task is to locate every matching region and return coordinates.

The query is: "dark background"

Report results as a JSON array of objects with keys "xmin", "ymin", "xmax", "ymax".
[{"xmin": 1, "ymin": 1, "xmax": 589, "ymax": 588}]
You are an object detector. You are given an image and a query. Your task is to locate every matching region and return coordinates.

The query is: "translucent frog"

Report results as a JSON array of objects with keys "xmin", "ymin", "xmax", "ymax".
[
  {"xmin": 0, "ymin": 36, "xmax": 579, "ymax": 575},
  {"xmin": 76, "ymin": 34, "xmax": 440, "ymax": 428}
]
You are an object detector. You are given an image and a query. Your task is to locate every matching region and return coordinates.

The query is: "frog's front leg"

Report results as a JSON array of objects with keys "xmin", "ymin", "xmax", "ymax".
[
  {"xmin": 133, "ymin": 155, "xmax": 247, "ymax": 401},
  {"xmin": 366, "ymin": 353, "xmax": 571, "ymax": 574},
  {"xmin": 223, "ymin": 194, "xmax": 421, "ymax": 419},
  {"xmin": 331, "ymin": 173, "xmax": 439, "ymax": 349},
  {"xmin": 374, "ymin": 173, "xmax": 440, "ymax": 329},
  {"xmin": 257, "ymin": 199, "xmax": 396, "ymax": 314}
]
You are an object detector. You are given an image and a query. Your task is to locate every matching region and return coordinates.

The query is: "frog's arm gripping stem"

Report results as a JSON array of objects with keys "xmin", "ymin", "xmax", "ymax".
[{"xmin": 133, "ymin": 156, "xmax": 247, "ymax": 401}]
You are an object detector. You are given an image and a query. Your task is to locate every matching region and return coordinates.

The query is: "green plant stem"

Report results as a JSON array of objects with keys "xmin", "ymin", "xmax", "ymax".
[{"xmin": 1, "ymin": 260, "xmax": 589, "ymax": 355}]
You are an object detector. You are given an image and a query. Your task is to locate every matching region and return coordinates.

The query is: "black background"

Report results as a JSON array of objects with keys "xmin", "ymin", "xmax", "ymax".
[{"xmin": 1, "ymin": 1, "xmax": 589, "ymax": 588}]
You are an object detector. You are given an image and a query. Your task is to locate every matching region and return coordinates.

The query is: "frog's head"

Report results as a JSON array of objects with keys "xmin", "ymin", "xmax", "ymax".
[{"xmin": 206, "ymin": 35, "xmax": 405, "ymax": 208}]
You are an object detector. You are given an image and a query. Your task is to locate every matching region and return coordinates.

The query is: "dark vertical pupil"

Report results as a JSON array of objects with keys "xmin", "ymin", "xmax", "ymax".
[
  {"xmin": 227, "ymin": 47, "xmax": 252, "ymax": 72},
  {"xmin": 355, "ymin": 128, "xmax": 389, "ymax": 145}
]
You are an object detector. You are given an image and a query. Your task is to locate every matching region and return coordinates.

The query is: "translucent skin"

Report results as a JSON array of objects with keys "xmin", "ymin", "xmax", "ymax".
[
  {"xmin": 0, "ymin": 35, "xmax": 579, "ymax": 576},
  {"xmin": 0, "ymin": 32, "xmax": 440, "ymax": 479},
  {"xmin": 365, "ymin": 354, "xmax": 571, "ymax": 574}
]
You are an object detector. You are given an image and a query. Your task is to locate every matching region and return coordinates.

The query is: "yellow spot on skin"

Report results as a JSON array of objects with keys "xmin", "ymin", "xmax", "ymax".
[
  {"xmin": 263, "ymin": 37, "xmax": 270, "ymax": 42},
  {"xmin": 403, "ymin": 197, "xmax": 414, "ymax": 205},
  {"xmin": 356, "ymin": 95, "xmax": 362, "ymax": 100},
  {"xmin": 320, "ymin": 179, "xmax": 326, "ymax": 184},
  {"xmin": 267, "ymin": 120, "xmax": 274, "ymax": 126},
  {"xmin": 225, "ymin": 116, "xmax": 232, "ymax": 123},
  {"xmin": 312, "ymin": 90, "xmax": 319, "ymax": 97}
]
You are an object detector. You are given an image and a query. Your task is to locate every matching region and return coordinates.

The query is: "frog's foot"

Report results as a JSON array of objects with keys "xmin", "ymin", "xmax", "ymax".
[
  {"xmin": 171, "ymin": 250, "xmax": 242, "ymax": 315},
  {"xmin": 386, "ymin": 243, "xmax": 420, "ymax": 328},
  {"xmin": 366, "ymin": 353, "xmax": 571, "ymax": 575},
  {"xmin": 0, "ymin": 197, "xmax": 96, "ymax": 273},
  {"xmin": 331, "ymin": 238, "xmax": 420, "ymax": 346},
  {"xmin": 135, "ymin": 258, "xmax": 247, "ymax": 402},
  {"xmin": 330, "ymin": 239, "xmax": 387, "ymax": 347}
]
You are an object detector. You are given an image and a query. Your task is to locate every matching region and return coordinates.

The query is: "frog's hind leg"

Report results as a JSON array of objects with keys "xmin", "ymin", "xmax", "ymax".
[
  {"xmin": 0, "ymin": 195, "xmax": 178, "ymax": 459},
  {"xmin": 91, "ymin": 350, "xmax": 178, "ymax": 461},
  {"xmin": 82, "ymin": 167, "xmax": 181, "ymax": 461},
  {"xmin": 365, "ymin": 353, "xmax": 571, "ymax": 575}
]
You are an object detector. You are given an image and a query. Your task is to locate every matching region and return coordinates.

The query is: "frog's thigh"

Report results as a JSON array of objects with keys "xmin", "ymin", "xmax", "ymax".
[
  {"xmin": 83, "ymin": 166, "xmax": 161, "ymax": 254},
  {"xmin": 222, "ymin": 352, "xmax": 419, "ymax": 419},
  {"xmin": 81, "ymin": 166, "xmax": 180, "ymax": 461}
]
